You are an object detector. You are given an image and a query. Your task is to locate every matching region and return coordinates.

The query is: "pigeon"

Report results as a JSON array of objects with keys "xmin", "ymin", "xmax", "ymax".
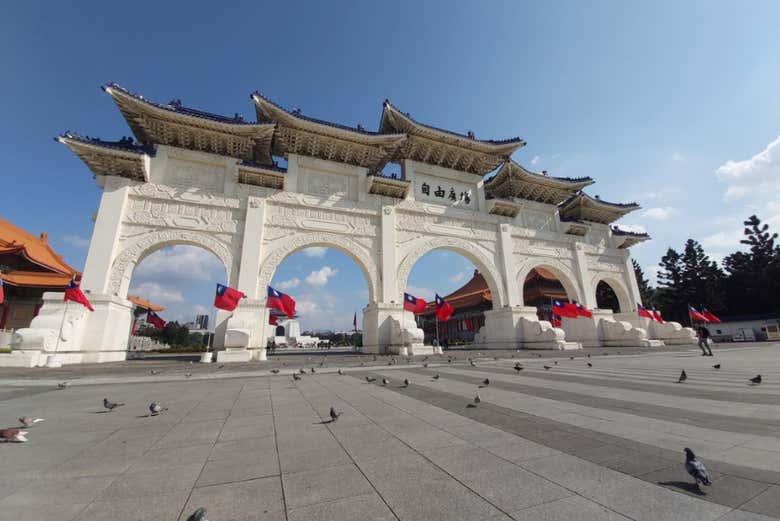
[
  {"xmin": 543, "ymin": 365, "xmax": 551, "ymax": 370},
  {"xmin": 299, "ymin": 368, "xmax": 306, "ymax": 374},
  {"xmin": 310, "ymin": 367, "xmax": 316, "ymax": 373},
  {"xmin": 57, "ymin": 382, "xmax": 70, "ymax": 389},
  {"xmin": 403, "ymin": 378, "xmax": 410, "ymax": 387},
  {"xmin": 587, "ymin": 362, "xmax": 593, "ymax": 368},
  {"xmin": 712, "ymin": 364, "xmax": 721, "ymax": 370},
  {"xmin": 382, "ymin": 378, "xmax": 389, "ymax": 386},
  {"xmin": 18, "ymin": 417, "xmax": 44, "ymax": 427},
  {"xmin": 218, "ymin": 365, "xmax": 224, "ymax": 369},
  {"xmin": 149, "ymin": 402, "xmax": 168, "ymax": 416},
  {"xmin": 677, "ymin": 370, "xmax": 687, "ymax": 383},
  {"xmin": 338, "ymin": 369, "xmax": 344, "ymax": 375},
  {"xmin": 474, "ymin": 394, "xmax": 481, "ymax": 404},
  {"xmin": 469, "ymin": 360, "xmax": 477, "ymax": 367},
  {"xmin": 365, "ymin": 376, "xmax": 376, "ymax": 383},
  {"xmin": 271, "ymin": 369, "xmax": 280, "ymax": 374},
  {"xmin": 569, "ymin": 356, "xmax": 574, "ymax": 360},
  {"xmin": 150, "ymin": 369, "xmax": 158, "ymax": 375},
  {"xmin": 554, "ymin": 361, "xmax": 558, "ymax": 365},
  {"xmin": 185, "ymin": 372, "xmax": 192, "ymax": 378},
  {"xmin": 514, "ymin": 363, "xmax": 523, "ymax": 372},
  {"xmin": 480, "ymin": 378, "xmax": 490, "ymax": 388},
  {"xmin": 186, "ymin": 507, "xmax": 208, "ymax": 521},
  {"xmin": 433, "ymin": 374, "xmax": 440, "ymax": 380},
  {"xmin": 587, "ymin": 354, "xmax": 591, "ymax": 358},
  {"xmin": 292, "ymin": 373, "xmax": 302, "ymax": 381},
  {"xmin": 750, "ymin": 375, "xmax": 762, "ymax": 385},
  {"xmin": 103, "ymin": 398, "xmax": 124, "ymax": 411},
  {"xmin": 329, "ymin": 406, "xmax": 341, "ymax": 422},
  {"xmin": 447, "ymin": 357, "xmax": 453, "ymax": 363},
  {"xmin": 0, "ymin": 428, "xmax": 28, "ymax": 443},
  {"xmin": 423, "ymin": 363, "xmax": 429, "ymax": 368},
  {"xmin": 683, "ymin": 448, "xmax": 711, "ymax": 487}
]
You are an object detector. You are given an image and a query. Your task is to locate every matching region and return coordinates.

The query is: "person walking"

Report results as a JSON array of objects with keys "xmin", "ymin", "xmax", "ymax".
[{"xmin": 697, "ymin": 326, "xmax": 713, "ymax": 356}]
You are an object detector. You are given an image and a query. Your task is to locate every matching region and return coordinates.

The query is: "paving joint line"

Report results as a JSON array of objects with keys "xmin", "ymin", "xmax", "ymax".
[{"xmin": 268, "ymin": 379, "xmax": 290, "ymax": 521}]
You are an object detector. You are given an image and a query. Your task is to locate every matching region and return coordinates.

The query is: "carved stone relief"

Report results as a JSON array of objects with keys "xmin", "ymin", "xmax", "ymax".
[{"xmin": 124, "ymin": 197, "xmax": 240, "ymax": 234}]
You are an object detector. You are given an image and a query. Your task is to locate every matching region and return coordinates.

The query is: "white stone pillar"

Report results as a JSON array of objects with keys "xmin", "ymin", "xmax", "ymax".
[
  {"xmin": 623, "ymin": 251, "xmax": 642, "ymax": 309},
  {"xmin": 380, "ymin": 205, "xmax": 397, "ymax": 304},
  {"xmin": 572, "ymin": 243, "xmax": 595, "ymax": 309},
  {"xmin": 498, "ymin": 224, "xmax": 520, "ymax": 307},
  {"xmin": 80, "ymin": 177, "xmax": 131, "ymax": 294}
]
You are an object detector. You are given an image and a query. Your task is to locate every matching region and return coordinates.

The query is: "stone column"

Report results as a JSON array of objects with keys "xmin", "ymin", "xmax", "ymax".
[
  {"xmin": 622, "ymin": 251, "xmax": 642, "ymax": 309},
  {"xmin": 80, "ymin": 177, "xmax": 131, "ymax": 294},
  {"xmin": 498, "ymin": 224, "xmax": 520, "ymax": 307},
  {"xmin": 572, "ymin": 242, "xmax": 595, "ymax": 308},
  {"xmin": 219, "ymin": 196, "xmax": 268, "ymax": 362}
]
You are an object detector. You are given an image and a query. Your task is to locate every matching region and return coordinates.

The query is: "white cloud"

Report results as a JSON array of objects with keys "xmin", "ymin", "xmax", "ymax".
[
  {"xmin": 276, "ymin": 277, "xmax": 300, "ymax": 290},
  {"xmin": 448, "ymin": 271, "xmax": 468, "ymax": 284},
  {"xmin": 62, "ymin": 235, "xmax": 90, "ymax": 248},
  {"xmin": 644, "ymin": 265, "xmax": 661, "ymax": 285},
  {"xmin": 133, "ymin": 245, "xmax": 224, "ymax": 282},
  {"xmin": 531, "ymin": 155, "xmax": 540, "ymax": 165},
  {"xmin": 128, "ymin": 281, "xmax": 184, "ymax": 304},
  {"xmin": 700, "ymin": 229, "xmax": 744, "ymax": 250},
  {"xmin": 406, "ymin": 285, "xmax": 435, "ymax": 302},
  {"xmin": 671, "ymin": 152, "xmax": 685, "ymax": 162},
  {"xmin": 301, "ymin": 247, "xmax": 327, "ymax": 258},
  {"xmin": 304, "ymin": 266, "xmax": 337, "ymax": 286},
  {"xmin": 641, "ymin": 207, "xmax": 675, "ymax": 221},
  {"xmin": 716, "ymin": 135, "xmax": 780, "ymax": 201},
  {"xmin": 295, "ymin": 298, "xmax": 321, "ymax": 314}
]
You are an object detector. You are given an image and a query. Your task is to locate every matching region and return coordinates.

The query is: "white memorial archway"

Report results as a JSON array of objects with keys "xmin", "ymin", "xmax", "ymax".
[{"xmin": 9, "ymin": 83, "xmax": 694, "ymax": 367}]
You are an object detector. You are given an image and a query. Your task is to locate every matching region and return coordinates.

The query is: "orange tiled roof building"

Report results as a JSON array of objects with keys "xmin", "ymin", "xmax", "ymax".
[{"xmin": 417, "ymin": 269, "xmax": 568, "ymax": 343}]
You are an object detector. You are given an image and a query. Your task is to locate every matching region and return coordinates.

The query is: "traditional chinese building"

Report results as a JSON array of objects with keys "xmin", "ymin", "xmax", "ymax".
[{"xmin": 0, "ymin": 218, "xmax": 79, "ymax": 330}]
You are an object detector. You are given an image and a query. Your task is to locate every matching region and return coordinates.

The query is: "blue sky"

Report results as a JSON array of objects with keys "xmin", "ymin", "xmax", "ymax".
[{"xmin": 3, "ymin": 1, "xmax": 779, "ymax": 330}]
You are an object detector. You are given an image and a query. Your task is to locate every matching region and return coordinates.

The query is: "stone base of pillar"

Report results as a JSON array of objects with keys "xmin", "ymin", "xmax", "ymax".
[
  {"xmin": 362, "ymin": 303, "xmax": 423, "ymax": 354},
  {"xmin": 7, "ymin": 292, "xmax": 132, "ymax": 367},
  {"xmin": 476, "ymin": 307, "xmax": 579, "ymax": 350},
  {"xmin": 0, "ymin": 350, "xmax": 44, "ymax": 368},
  {"xmin": 599, "ymin": 310, "xmax": 657, "ymax": 347},
  {"xmin": 216, "ymin": 348, "xmax": 252, "ymax": 363},
  {"xmin": 616, "ymin": 313, "xmax": 694, "ymax": 345}
]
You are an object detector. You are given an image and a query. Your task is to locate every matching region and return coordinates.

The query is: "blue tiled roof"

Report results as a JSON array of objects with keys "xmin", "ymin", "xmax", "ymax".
[
  {"xmin": 485, "ymin": 162, "xmax": 593, "ymax": 185},
  {"xmin": 559, "ymin": 192, "xmax": 639, "ymax": 209},
  {"xmin": 104, "ymin": 83, "xmax": 256, "ymax": 125},
  {"xmin": 57, "ymin": 132, "xmax": 154, "ymax": 155},
  {"xmin": 381, "ymin": 100, "xmax": 524, "ymax": 145},
  {"xmin": 252, "ymin": 91, "xmax": 389, "ymax": 135},
  {"xmin": 611, "ymin": 226, "xmax": 649, "ymax": 237}
]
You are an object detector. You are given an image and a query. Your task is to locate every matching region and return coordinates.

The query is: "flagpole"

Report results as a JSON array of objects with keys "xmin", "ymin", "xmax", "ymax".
[{"xmin": 54, "ymin": 300, "xmax": 69, "ymax": 351}]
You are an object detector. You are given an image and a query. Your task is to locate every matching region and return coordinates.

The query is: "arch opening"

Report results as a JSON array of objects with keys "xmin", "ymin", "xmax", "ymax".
[
  {"xmin": 522, "ymin": 267, "xmax": 575, "ymax": 322},
  {"xmin": 595, "ymin": 278, "xmax": 631, "ymax": 313},
  {"xmin": 404, "ymin": 248, "xmax": 497, "ymax": 346}
]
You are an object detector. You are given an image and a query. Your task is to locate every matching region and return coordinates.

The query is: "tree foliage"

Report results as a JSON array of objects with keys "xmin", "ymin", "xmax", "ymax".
[
  {"xmin": 632, "ymin": 259, "xmax": 655, "ymax": 307},
  {"xmin": 135, "ymin": 321, "xmax": 206, "ymax": 349}
]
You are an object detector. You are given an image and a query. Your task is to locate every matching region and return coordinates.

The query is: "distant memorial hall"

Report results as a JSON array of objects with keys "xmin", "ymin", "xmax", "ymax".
[{"xmin": 6, "ymin": 84, "xmax": 695, "ymax": 367}]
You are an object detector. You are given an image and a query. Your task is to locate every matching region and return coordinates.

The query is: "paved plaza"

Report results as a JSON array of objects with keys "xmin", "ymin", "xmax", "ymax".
[{"xmin": 1, "ymin": 344, "xmax": 779, "ymax": 521}]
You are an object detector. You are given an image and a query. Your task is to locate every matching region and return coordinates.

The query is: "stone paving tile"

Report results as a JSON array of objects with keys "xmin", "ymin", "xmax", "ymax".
[
  {"xmin": 74, "ymin": 491, "xmax": 190, "ymax": 521},
  {"xmin": 282, "ymin": 463, "xmax": 375, "ymax": 510},
  {"xmin": 209, "ymin": 435, "xmax": 277, "ymax": 461},
  {"xmin": 0, "ymin": 474, "xmax": 115, "ymax": 506},
  {"xmin": 98, "ymin": 463, "xmax": 203, "ymax": 500},
  {"xmin": 740, "ymin": 485, "xmax": 780, "ymax": 518},
  {"xmin": 286, "ymin": 492, "xmax": 397, "ymax": 521},
  {"xmin": 182, "ymin": 477, "xmax": 286, "ymax": 521},
  {"xmin": 197, "ymin": 453, "xmax": 280, "ymax": 487},
  {"xmin": 0, "ymin": 500, "xmax": 88, "ymax": 521},
  {"xmin": 509, "ymin": 495, "xmax": 633, "ymax": 520},
  {"xmin": 517, "ymin": 453, "xmax": 629, "ymax": 494},
  {"xmin": 127, "ymin": 442, "xmax": 212, "ymax": 471}
]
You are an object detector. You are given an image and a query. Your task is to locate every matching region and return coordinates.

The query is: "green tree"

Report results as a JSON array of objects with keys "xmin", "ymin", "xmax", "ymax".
[
  {"xmin": 723, "ymin": 215, "xmax": 780, "ymax": 314},
  {"xmin": 632, "ymin": 259, "xmax": 655, "ymax": 307}
]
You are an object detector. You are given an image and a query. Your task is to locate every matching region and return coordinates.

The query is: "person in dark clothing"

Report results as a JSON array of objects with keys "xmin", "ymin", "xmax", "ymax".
[{"xmin": 697, "ymin": 326, "xmax": 713, "ymax": 356}]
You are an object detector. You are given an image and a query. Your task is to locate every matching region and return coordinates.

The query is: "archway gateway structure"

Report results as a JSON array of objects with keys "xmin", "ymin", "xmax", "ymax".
[{"xmin": 8, "ymin": 84, "xmax": 694, "ymax": 367}]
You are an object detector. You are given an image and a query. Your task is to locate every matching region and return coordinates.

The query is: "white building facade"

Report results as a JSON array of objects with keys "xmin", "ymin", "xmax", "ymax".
[{"xmin": 7, "ymin": 84, "xmax": 694, "ymax": 367}]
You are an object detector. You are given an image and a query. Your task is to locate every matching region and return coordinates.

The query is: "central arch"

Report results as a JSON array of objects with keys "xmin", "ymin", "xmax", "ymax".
[
  {"xmin": 396, "ymin": 237, "xmax": 506, "ymax": 308},
  {"xmin": 257, "ymin": 232, "xmax": 379, "ymax": 304},
  {"xmin": 592, "ymin": 275, "xmax": 632, "ymax": 313},
  {"xmin": 515, "ymin": 260, "xmax": 582, "ymax": 307}
]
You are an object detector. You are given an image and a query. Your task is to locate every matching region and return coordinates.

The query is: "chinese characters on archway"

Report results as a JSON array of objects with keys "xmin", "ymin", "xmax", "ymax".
[{"xmin": 420, "ymin": 182, "xmax": 471, "ymax": 205}]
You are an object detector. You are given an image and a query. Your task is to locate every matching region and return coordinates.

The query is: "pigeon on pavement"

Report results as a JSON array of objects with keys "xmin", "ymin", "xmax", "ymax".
[
  {"xmin": 185, "ymin": 372, "xmax": 192, "ymax": 378},
  {"xmin": 149, "ymin": 402, "xmax": 167, "ymax": 416},
  {"xmin": 186, "ymin": 507, "xmax": 208, "ymax": 521},
  {"xmin": 403, "ymin": 378, "xmax": 410, "ymax": 387},
  {"xmin": 423, "ymin": 363, "xmax": 428, "ymax": 368},
  {"xmin": 587, "ymin": 362, "xmax": 593, "ymax": 367},
  {"xmin": 299, "ymin": 368, "xmax": 306, "ymax": 374},
  {"xmin": 18, "ymin": 417, "xmax": 44, "ymax": 427},
  {"xmin": 543, "ymin": 365, "xmax": 551, "ymax": 370},
  {"xmin": 480, "ymin": 378, "xmax": 490, "ymax": 388},
  {"xmin": 469, "ymin": 360, "xmax": 477, "ymax": 367},
  {"xmin": 433, "ymin": 374, "xmax": 440, "ymax": 380},
  {"xmin": 474, "ymin": 394, "xmax": 481, "ymax": 404},
  {"xmin": 338, "ymin": 369, "xmax": 344, "ymax": 375},
  {"xmin": 712, "ymin": 364, "xmax": 721, "ymax": 370},
  {"xmin": 271, "ymin": 369, "xmax": 280, "ymax": 374},
  {"xmin": 292, "ymin": 373, "xmax": 302, "ymax": 381},
  {"xmin": 750, "ymin": 375, "xmax": 762, "ymax": 385},
  {"xmin": 365, "ymin": 376, "xmax": 376, "ymax": 383},
  {"xmin": 150, "ymin": 369, "xmax": 158, "ymax": 375},
  {"xmin": 0, "ymin": 428, "xmax": 28, "ymax": 443},
  {"xmin": 678, "ymin": 370, "xmax": 687, "ymax": 383},
  {"xmin": 329, "ymin": 406, "xmax": 341, "ymax": 422},
  {"xmin": 382, "ymin": 378, "xmax": 389, "ymax": 385},
  {"xmin": 103, "ymin": 398, "xmax": 124, "ymax": 411},
  {"xmin": 57, "ymin": 382, "xmax": 69, "ymax": 389},
  {"xmin": 310, "ymin": 367, "xmax": 316, "ymax": 373},
  {"xmin": 684, "ymin": 448, "xmax": 711, "ymax": 487},
  {"xmin": 514, "ymin": 363, "xmax": 523, "ymax": 372}
]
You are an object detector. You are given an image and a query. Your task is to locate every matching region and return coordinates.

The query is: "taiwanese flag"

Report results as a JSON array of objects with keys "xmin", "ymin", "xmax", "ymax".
[
  {"xmin": 269, "ymin": 313, "xmax": 278, "ymax": 326},
  {"xmin": 267, "ymin": 286, "xmax": 295, "ymax": 318},
  {"xmin": 435, "ymin": 294, "xmax": 454, "ymax": 321},
  {"xmin": 214, "ymin": 284, "xmax": 245, "ymax": 311},
  {"xmin": 146, "ymin": 310, "xmax": 166, "ymax": 330},
  {"xmin": 403, "ymin": 292, "xmax": 427, "ymax": 314},
  {"xmin": 550, "ymin": 315, "xmax": 562, "ymax": 327},
  {"xmin": 573, "ymin": 301, "xmax": 592, "ymax": 318},
  {"xmin": 652, "ymin": 307, "xmax": 664, "ymax": 323},
  {"xmin": 552, "ymin": 299, "xmax": 578, "ymax": 319},
  {"xmin": 688, "ymin": 305, "xmax": 709, "ymax": 323},
  {"xmin": 353, "ymin": 312, "xmax": 358, "ymax": 332},
  {"xmin": 637, "ymin": 304, "xmax": 655, "ymax": 320},
  {"xmin": 702, "ymin": 308, "xmax": 721, "ymax": 323},
  {"xmin": 64, "ymin": 278, "xmax": 94, "ymax": 311}
]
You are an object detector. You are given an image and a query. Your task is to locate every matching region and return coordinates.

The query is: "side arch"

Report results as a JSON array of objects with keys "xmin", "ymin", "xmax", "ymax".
[
  {"xmin": 592, "ymin": 275, "xmax": 632, "ymax": 313},
  {"xmin": 515, "ymin": 260, "xmax": 583, "ymax": 306},
  {"xmin": 396, "ymin": 237, "xmax": 506, "ymax": 308},
  {"xmin": 257, "ymin": 232, "xmax": 379, "ymax": 304},
  {"xmin": 108, "ymin": 230, "xmax": 235, "ymax": 298}
]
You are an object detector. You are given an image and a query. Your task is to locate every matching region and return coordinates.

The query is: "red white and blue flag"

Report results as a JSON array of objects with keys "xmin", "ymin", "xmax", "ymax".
[
  {"xmin": 146, "ymin": 310, "xmax": 166, "ymax": 330},
  {"xmin": 353, "ymin": 312, "xmax": 358, "ymax": 332},
  {"xmin": 652, "ymin": 307, "xmax": 664, "ymax": 323},
  {"xmin": 269, "ymin": 313, "xmax": 279, "ymax": 326},
  {"xmin": 573, "ymin": 301, "xmax": 592, "ymax": 318},
  {"xmin": 702, "ymin": 308, "xmax": 721, "ymax": 323},
  {"xmin": 64, "ymin": 278, "xmax": 94, "ymax": 311},
  {"xmin": 267, "ymin": 286, "xmax": 295, "ymax": 318},
  {"xmin": 403, "ymin": 292, "xmax": 427, "ymax": 314},
  {"xmin": 552, "ymin": 299, "xmax": 578, "ymax": 319},
  {"xmin": 688, "ymin": 305, "xmax": 709, "ymax": 323},
  {"xmin": 214, "ymin": 284, "xmax": 245, "ymax": 311},
  {"xmin": 435, "ymin": 294, "xmax": 454, "ymax": 321},
  {"xmin": 637, "ymin": 304, "xmax": 655, "ymax": 320},
  {"xmin": 550, "ymin": 314, "xmax": 562, "ymax": 327}
]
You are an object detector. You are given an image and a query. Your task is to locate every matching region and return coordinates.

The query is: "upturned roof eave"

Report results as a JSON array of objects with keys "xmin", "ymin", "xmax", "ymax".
[{"xmin": 495, "ymin": 161, "xmax": 595, "ymax": 189}]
